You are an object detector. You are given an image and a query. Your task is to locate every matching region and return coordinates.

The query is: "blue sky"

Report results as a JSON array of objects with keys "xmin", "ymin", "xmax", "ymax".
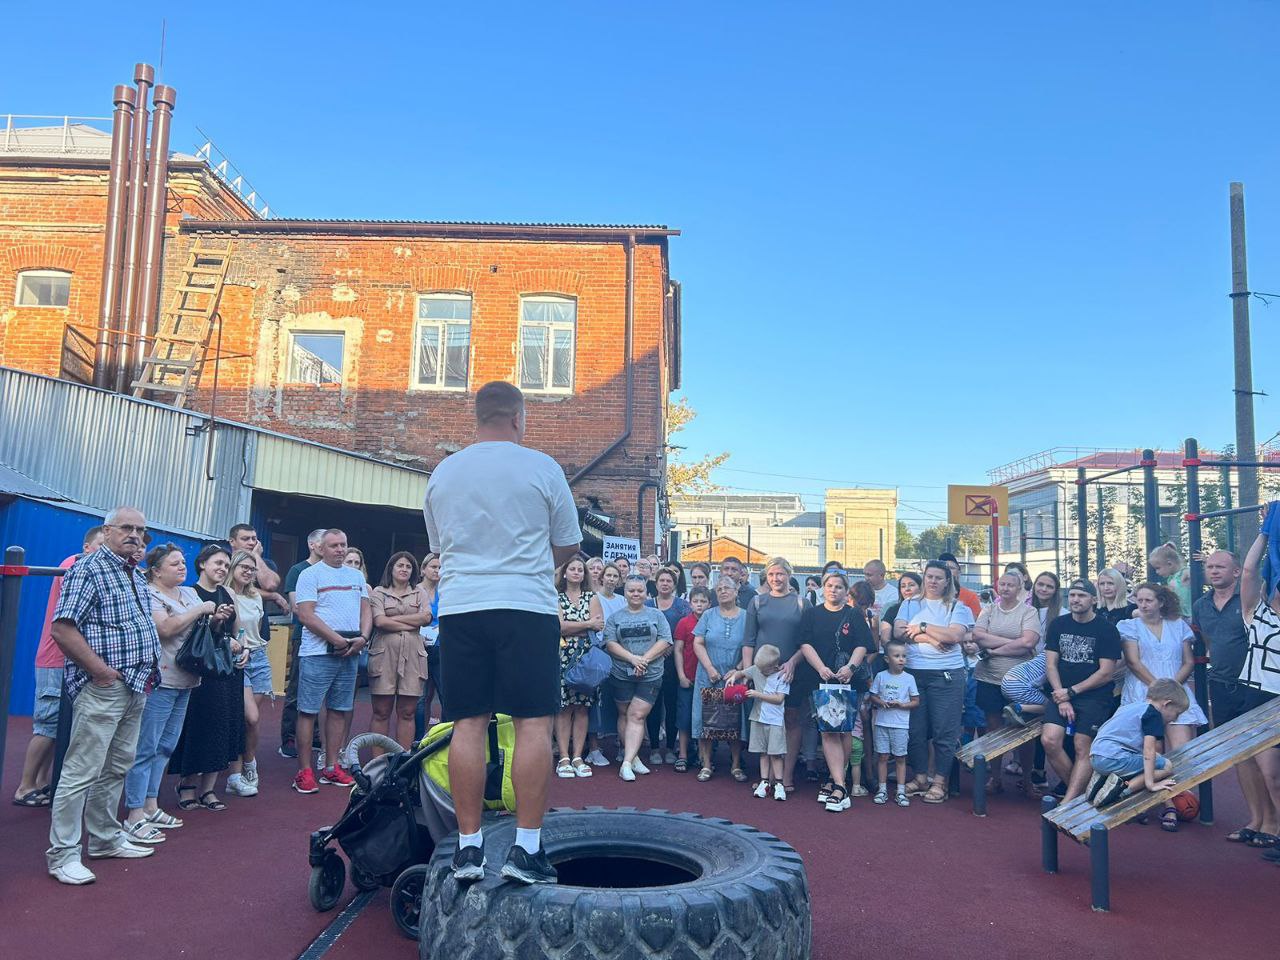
[{"xmin": 10, "ymin": 3, "xmax": 1280, "ymax": 527}]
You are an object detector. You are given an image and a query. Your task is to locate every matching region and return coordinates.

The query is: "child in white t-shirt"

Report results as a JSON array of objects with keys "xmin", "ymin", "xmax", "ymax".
[
  {"xmin": 868, "ymin": 639, "xmax": 920, "ymax": 807},
  {"xmin": 728, "ymin": 644, "xmax": 790, "ymax": 802}
]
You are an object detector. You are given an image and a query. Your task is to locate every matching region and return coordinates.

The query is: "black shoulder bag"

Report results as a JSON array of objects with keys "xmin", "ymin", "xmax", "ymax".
[{"xmin": 176, "ymin": 616, "xmax": 235, "ymax": 679}]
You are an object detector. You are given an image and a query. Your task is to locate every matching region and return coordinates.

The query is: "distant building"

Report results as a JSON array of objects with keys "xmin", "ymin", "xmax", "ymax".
[
  {"xmin": 670, "ymin": 494, "xmax": 824, "ymax": 569},
  {"xmin": 825, "ymin": 488, "xmax": 898, "ymax": 572}
]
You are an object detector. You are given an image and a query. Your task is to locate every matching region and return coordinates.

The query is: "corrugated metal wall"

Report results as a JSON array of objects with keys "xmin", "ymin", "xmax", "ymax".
[
  {"xmin": 253, "ymin": 433, "xmax": 428, "ymax": 511},
  {"xmin": 0, "ymin": 368, "xmax": 252, "ymax": 537},
  {"xmin": 1, "ymin": 496, "xmax": 208, "ymax": 716}
]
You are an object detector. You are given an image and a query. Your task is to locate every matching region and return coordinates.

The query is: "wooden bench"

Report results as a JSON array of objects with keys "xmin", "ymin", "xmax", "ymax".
[
  {"xmin": 1040, "ymin": 695, "xmax": 1280, "ymax": 910},
  {"xmin": 956, "ymin": 721, "xmax": 1042, "ymax": 816}
]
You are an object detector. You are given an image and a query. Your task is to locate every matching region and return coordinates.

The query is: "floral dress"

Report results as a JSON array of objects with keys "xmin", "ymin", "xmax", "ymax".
[{"xmin": 559, "ymin": 589, "xmax": 598, "ymax": 708}]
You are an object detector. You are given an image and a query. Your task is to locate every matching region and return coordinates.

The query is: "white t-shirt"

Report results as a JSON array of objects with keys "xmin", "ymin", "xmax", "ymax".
[
  {"xmin": 744, "ymin": 665, "xmax": 790, "ymax": 726},
  {"xmin": 869, "ymin": 669, "xmax": 919, "ymax": 729},
  {"xmin": 872, "ymin": 582, "xmax": 897, "ymax": 619},
  {"xmin": 295, "ymin": 562, "xmax": 369, "ymax": 657},
  {"xmin": 424, "ymin": 440, "xmax": 580, "ymax": 616},
  {"xmin": 895, "ymin": 596, "xmax": 974, "ymax": 670}
]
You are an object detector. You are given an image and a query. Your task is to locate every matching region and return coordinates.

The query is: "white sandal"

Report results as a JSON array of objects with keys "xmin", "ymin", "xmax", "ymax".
[
  {"xmin": 555, "ymin": 758, "xmax": 576, "ymax": 779},
  {"xmin": 144, "ymin": 809, "xmax": 184, "ymax": 829},
  {"xmin": 572, "ymin": 758, "xmax": 592, "ymax": 777},
  {"xmin": 123, "ymin": 819, "xmax": 166, "ymax": 844}
]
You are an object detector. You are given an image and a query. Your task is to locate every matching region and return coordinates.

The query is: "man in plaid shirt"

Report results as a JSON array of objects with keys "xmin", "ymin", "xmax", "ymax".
[{"xmin": 46, "ymin": 507, "xmax": 161, "ymax": 885}]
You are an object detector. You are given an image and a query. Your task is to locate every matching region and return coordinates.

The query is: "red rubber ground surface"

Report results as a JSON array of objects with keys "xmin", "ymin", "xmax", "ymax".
[{"xmin": 2, "ymin": 710, "xmax": 1275, "ymax": 960}]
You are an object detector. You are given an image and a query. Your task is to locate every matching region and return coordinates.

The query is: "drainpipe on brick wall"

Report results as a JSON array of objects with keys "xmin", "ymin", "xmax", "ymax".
[
  {"xmin": 94, "ymin": 84, "xmax": 136, "ymax": 389},
  {"xmin": 135, "ymin": 83, "xmax": 176, "ymax": 382},
  {"xmin": 570, "ymin": 232, "xmax": 634, "ymax": 486},
  {"xmin": 115, "ymin": 62, "xmax": 154, "ymax": 393},
  {"xmin": 636, "ymin": 479, "xmax": 660, "ymax": 553}
]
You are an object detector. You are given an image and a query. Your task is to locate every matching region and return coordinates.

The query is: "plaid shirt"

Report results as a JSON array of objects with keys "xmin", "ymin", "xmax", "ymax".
[{"xmin": 52, "ymin": 546, "xmax": 160, "ymax": 700}]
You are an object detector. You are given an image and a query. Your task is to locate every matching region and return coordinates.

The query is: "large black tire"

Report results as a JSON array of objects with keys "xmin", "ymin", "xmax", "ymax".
[{"xmin": 419, "ymin": 807, "xmax": 810, "ymax": 959}]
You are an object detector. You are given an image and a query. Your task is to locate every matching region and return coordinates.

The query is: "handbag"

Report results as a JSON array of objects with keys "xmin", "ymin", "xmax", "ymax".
[
  {"xmin": 175, "ymin": 616, "xmax": 235, "ymax": 679},
  {"xmin": 565, "ymin": 643, "xmax": 612, "ymax": 693},
  {"xmin": 812, "ymin": 683, "xmax": 857, "ymax": 732},
  {"xmin": 701, "ymin": 686, "xmax": 742, "ymax": 741}
]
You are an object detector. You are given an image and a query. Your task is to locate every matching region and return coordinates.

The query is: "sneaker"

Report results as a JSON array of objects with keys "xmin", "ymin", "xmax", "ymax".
[
  {"xmin": 1085, "ymin": 771, "xmax": 1108, "ymax": 806},
  {"xmin": 585, "ymin": 750, "xmax": 609, "ymax": 767},
  {"xmin": 1003, "ymin": 704, "xmax": 1028, "ymax": 728},
  {"xmin": 1093, "ymin": 773, "xmax": 1128, "ymax": 809},
  {"xmin": 50, "ymin": 860, "xmax": 96, "ymax": 885},
  {"xmin": 664, "ymin": 750, "xmax": 679, "ymax": 765},
  {"xmin": 850, "ymin": 784, "xmax": 869, "ymax": 798},
  {"xmin": 615, "ymin": 750, "xmax": 625, "ymax": 763},
  {"xmin": 619, "ymin": 762, "xmax": 636, "ymax": 782},
  {"xmin": 316, "ymin": 751, "xmax": 326, "ymax": 772},
  {"xmin": 243, "ymin": 765, "xmax": 259, "ymax": 786},
  {"xmin": 773, "ymin": 782, "xmax": 787, "ymax": 802},
  {"xmin": 278, "ymin": 739, "xmax": 298, "ymax": 759},
  {"xmin": 556, "ymin": 759, "xmax": 576, "ymax": 779},
  {"xmin": 895, "ymin": 790, "xmax": 911, "ymax": 808},
  {"xmin": 572, "ymin": 759, "xmax": 593, "ymax": 778},
  {"xmin": 753, "ymin": 781, "xmax": 769, "ymax": 799},
  {"xmin": 88, "ymin": 840, "xmax": 154, "ymax": 859},
  {"xmin": 501, "ymin": 845, "xmax": 558, "ymax": 885},
  {"xmin": 226, "ymin": 774, "xmax": 258, "ymax": 797},
  {"xmin": 319, "ymin": 766, "xmax": 355, "ymax": 787},
  {"xmin": 292, "ymin": 769, "xmax": 319, "ymax": 794},
  {"xmin": 631, "ymin": 757, "xmax": 651, "ymax": 776},
  {"xmin": 451, "ymin": 845, "xmax": 486, "ymax": 883},
  {"xmin": 648, "ymin": 750, "xmax": 664, "ymax": 766},
  {"xmin": 873, "ymin": 789, "xmax": 888, "ymax": 805}
]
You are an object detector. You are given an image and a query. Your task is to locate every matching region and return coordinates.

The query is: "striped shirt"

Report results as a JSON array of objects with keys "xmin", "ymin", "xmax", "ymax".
[{"xmin": 52, "ymin": 547, "xmax": 159, "ymax": 699}]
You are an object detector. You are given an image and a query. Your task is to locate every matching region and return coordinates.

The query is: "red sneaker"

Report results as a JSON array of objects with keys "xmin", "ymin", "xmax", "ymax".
[
  {"xmin": 292, "ymin": 769, "xmax": 319, "ymax": 794},
  {"xmin": 319, "ymin": 766, "xmax": 355, "ymax": 787}
]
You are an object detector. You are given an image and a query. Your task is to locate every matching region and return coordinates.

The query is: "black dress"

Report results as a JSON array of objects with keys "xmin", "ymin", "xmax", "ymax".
[{"xmin": 173, "ymin": 584, "xmax": 246, "ymax": 775}]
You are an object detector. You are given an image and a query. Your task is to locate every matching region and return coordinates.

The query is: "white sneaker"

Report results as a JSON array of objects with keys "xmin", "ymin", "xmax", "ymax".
[
  {"xmin": 88, "ymin": 840, "xmax": 155, "ymax": 859},
  {"xmin": 753, "ymin": 781, "xmax": 769, "ymax": 799},
  {"xmin": 585, "ymin": 750, "xmax": 609, "ymax": 767},
  {"xmin": 664, "ymin": 750, "xmax": 679, "ymax": 764},
  {"xmin": 243, "ymin": 764, "xmax": 259, "ymax": 786},
  {"xmin": 648, "ymin": 750, "xmax": 664, "ymax": 766},
  {"xmin": 50, "ymin": 860, "xmax": 96, "ymax": 885},
  {"xmin": 226, "ymin": 775, "xmax": 258, "ymax": 797},
  {"xmin": 631, "ymin": 757, "xmax": 651, "ymax": 776},
  {"xmin": 773, "ymin": 782, "xmax": 787, "ymax": 802},
  {"xmin": 316, "ymin": 751, "xmax": 326, "ymax": 771},
  {"xmin": 619, "ymin": 762, "xmax": 636, "ymax": 782}
]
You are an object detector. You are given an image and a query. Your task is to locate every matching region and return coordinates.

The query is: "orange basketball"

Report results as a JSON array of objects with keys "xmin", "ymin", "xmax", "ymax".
[{"xmin": 1171, "ymin": 791, "xmax": 1199, "ymax": 822}]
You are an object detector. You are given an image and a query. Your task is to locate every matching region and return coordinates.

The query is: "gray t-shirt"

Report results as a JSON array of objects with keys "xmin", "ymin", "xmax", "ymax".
[
  {"xmin": 604, "ymin": 605, "xmax": 672, "ymax": 682},
  {"xmin": 744, "ymin": 591, "xmax": 806, "ymax": 661},
  {"xmin": 1191, "ymin": 591, "xmax": 1248, "ymax": 684}
]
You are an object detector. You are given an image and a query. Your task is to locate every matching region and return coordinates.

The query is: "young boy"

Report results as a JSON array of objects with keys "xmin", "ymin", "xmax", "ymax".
[
  {"xmin": 867, "ymin": 639, "xmax": 920, "ymax": 807},
  {"xmin": 1087, "ymin": 678, "xmax": 1187, "ymax": 808},
  {"xmin": 673, "ymin": 587, "xmax": 711, "ymax": 773},
  {"xmin": 728, "ymin": 643, "xmax": 790, "ymax": 801}
]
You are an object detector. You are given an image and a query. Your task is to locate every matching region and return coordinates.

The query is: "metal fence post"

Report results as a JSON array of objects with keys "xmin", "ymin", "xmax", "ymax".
[
  {"xmin": 1096, "ymin": 484, "xmax": 1107, "ymax": 572},
  {"xmin": 1090, "ymin": 823, "xmax": 1111, "ymax": 911},
  {"xmin": 973, "ymin": 754, "xmax": 989, "ymax": 817},
  {"xmin": 1142, "ymin": 449, "xmax": 1161, "ymax": 580},
  {"xmin": 0, "ymin": 546, "xmax": 25, "ymax": 789},
  {"xmin": 1040, "ymin": 795, "xmax": 1059, "ymax": 873},
  {"xmin": 1183, "ymin": 439, "xmax": 1214, "ymax": 824},
  {"xmin": 1077, "ymin": 467, "xmax": 1089, "ymax": 582}
]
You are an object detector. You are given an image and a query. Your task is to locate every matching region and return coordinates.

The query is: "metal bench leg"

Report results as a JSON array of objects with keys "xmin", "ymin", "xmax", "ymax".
[
  {"xmin": 1090, "ymin": 824, "xmax": 1110, "ymax": 911},
  {"xmin": 1040, "ymin": 795, "xmax": 1058, "ymax": 873},
  {"xmin": 973, "ymin": 754, "xmax": 988, "ymax": 817},
  {"xmin": 1198, "ymin": 779, "xmax": 1214, "ymax": 825},
  {"xmin": 949, "ymin": 757, "xmax": 961, "ymax": 797}
]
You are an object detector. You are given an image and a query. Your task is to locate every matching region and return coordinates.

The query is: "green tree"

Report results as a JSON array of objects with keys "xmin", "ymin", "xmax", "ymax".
[
  {"xmin": 914, "ymin": 523, "xmax": 986, "ymax": 560},
  {"xmin": 665, "ymin": 397, "xmax": 729, "ymax": 499},
  {"xmin": 895, "ymin": 521, "xmax": 917, "ymax": 558}
]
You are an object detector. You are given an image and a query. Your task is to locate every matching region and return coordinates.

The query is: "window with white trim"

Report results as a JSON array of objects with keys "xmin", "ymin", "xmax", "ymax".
[
  {"xmin": 519, "ymin": 295, "xmax": 576, "ymax": 393},
  {"xmin": 834, "ymin": 539, "xmax": 844, "ymax": 552},
  {"xmin": 15, "ymin": 269, "xmax": 71, "ymax": 307},
  {"xmin": 414, "ymin": 293, "xmax": 472, "ymax": 390},
  {"xmin": 834, "ymin": 515, "xmax": 844, "ymax": 528},
  {"xmin": 287, "ymin": 332, "xmax": 345, "ymax": 384}
]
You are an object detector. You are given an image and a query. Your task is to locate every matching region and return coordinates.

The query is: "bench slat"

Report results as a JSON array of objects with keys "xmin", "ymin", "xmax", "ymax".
[
  {"xmin": 956, "ymin": 722, "xmax": 1043, "ymax": 769},
  {"xmin": 1044, "ymin": 696, "xmax": 1280, "ymax": 842}
]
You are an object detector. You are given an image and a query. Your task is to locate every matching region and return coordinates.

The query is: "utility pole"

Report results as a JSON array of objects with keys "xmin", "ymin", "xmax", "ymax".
[{"xmin": 1229, "ymin": 183, "xmax": 1260, "ymax": 547}]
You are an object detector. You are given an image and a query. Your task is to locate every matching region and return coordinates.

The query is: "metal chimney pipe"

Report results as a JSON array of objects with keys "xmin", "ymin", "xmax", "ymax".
[
  {"xmin": 114, "ymin": 62, "xmax": 155, "ymax": 393},
  {"xmin": 135, "ymin": 83, "xmax": 176, "ymax": 381},
  {"xmin": 94, "ymin": 84, "xmax": 135, "ymax": 389}
]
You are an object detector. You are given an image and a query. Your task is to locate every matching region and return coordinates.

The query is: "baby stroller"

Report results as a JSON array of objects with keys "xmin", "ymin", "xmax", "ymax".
[{"xmin": 307, "ymin": 715, "xmax": 517, "ymax": 938}]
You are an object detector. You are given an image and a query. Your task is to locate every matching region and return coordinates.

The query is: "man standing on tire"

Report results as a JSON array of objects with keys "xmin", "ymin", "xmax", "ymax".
[{"xmin": 424, "ymin": 381, "xmax": 581, "ymax": 885}]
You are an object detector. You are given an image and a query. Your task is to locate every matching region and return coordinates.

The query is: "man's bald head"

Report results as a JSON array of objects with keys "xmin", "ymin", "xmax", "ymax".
[{"xmin": 1204, "ymin": 550, "xmax": 1240, "ymax": 591}]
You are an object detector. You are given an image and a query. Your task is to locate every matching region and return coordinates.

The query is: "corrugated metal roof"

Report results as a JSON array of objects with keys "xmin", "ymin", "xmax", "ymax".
[
  {"xmin": 0, "ymin": 123, "xmax": 199, "ymax": 161},
  {"xmin": 0, "ymin": 461, "xmax": 69, "ymax": 501},
  {"xmin": 252, "ymin": 433, "xmax": 427, "ymax": 512},
  {"xmin": 183, "ymin": 219, "xmax": 679, "ymax": 239}
]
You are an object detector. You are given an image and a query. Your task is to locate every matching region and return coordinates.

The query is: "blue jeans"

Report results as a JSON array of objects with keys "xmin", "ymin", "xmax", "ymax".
[{"xmin": 123, "ymin": 686, "xmax": 192, "ymax": 810}]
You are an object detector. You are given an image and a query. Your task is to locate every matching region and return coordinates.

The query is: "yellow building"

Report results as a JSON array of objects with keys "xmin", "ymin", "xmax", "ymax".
[{"xmin": 825, "ymin": 488, "xmax": 897, "ymax": 571}]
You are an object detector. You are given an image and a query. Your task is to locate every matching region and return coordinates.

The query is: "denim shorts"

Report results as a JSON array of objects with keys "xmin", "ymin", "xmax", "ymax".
[
  {"xmin": 874, "ymin": 724, "xmax": 909, "ymax": 757},
  {"xmin": 242, "ymin": 648, "xmax": 274, "ymax": 696},
  {"xmin": 32, "ymin": 666, "xmax": 64, "ymax": 738},
  {"xmin": 1090, "ymin": 751, "xmax": 1169, "ymax": 778},
  {"xmin": 298, "ymin": 654, "xmax": 358, "ymax": 714},
  {"xmin": 612, "ymin": 676, "xmax": 662, "ymax": 705}
]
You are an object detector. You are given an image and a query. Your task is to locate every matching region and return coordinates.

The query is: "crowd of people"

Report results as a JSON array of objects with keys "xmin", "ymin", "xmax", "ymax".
[{"xmin": 14, "ymin": 379, "xmax": 1280, "ymax": 889}]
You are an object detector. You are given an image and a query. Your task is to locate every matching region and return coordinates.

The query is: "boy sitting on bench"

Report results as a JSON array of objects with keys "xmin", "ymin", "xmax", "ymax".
[{"xmin": 1086, "ymin": 678, "xmax": 1188, "ymax": 808}]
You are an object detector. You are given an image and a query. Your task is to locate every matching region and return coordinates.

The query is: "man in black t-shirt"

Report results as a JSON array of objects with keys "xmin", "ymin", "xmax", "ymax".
[{"xmin": 1039, "ymin": 579, "xmax": 1122, "ymax": 802}]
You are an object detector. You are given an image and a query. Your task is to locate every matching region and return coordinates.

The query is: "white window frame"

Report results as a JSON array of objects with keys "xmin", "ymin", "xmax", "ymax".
[
  {"xmin": 412, "ymin": 292, "xmax": 472, "ymax": 391},
  {"xmin": 286, "ymin": 330, "xmax": 346, "ymax": 385},
  {"xmin": 834, "ymin": 539, "xmax": 844, "ymax": 552},
  {"xmin": 834, "ymin": 515, "xmax": 844, "ymax": 528},
  {"xmin": 519, "ymin": 294, "xmax": 576, "ymax": 395},
  {"xmin": 15, "ymin": 269, "xmax": 71, "ymax": 308}
]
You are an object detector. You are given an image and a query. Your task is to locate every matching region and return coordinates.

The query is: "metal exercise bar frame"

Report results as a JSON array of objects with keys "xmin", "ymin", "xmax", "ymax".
[
  {"xmin": 0, "ymin": 546, "xmax": 68, "ymax": 795},
  {"xmin": 1142, "ymin": 449, "xmax": 1161, "ymax": 582},
  {"xmin": 1182, "ymin": 439, "xmax": 1214, "ymax": 824},
  {"xmin": 1074, "ymin": 461, "xmax": 1150, "ymax": 486}
]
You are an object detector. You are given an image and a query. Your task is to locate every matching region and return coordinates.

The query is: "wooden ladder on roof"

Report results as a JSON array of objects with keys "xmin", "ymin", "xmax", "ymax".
[{"xmin": 131, "ymin": 240, "xmax": 233, "ymax": 407}]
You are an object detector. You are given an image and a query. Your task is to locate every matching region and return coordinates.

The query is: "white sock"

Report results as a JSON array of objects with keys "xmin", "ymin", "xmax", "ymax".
[
  {"xmin": 245, "ymin": 759, "xmax": 257, "ymax": 774},
  {"xmin": 514, "ymin": 827, "xmax": 541, "ymax": 855},
  {"xmin": 458, "ymin": 830, "xmax": 483, "ymax": 850}
]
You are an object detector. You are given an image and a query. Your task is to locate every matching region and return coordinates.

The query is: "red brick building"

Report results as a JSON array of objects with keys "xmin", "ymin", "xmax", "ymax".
[{"xmin": 0, "ymin": 120, "xmax": 681, "ymax": 556}]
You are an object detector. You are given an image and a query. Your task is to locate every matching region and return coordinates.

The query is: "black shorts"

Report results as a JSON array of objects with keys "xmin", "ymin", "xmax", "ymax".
[
  {"xmin": 975, "ymin": 680, "xmax": 1009, "ymax": 718},
  {"xmin": 1210, "ymin": 678, "xmax": 1253, "ymax": 726},
  {"xmin": 438, "ymin": 609, "xmax": 561, "ymax": 720},
  {"xmin": 1043, "ymin": 695, "xmax": 1115, "ymax": 739}
]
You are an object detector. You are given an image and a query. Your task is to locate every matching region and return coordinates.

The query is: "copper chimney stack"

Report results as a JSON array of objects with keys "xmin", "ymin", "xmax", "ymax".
[
  {"xmin": 135, "ymin": 83, "xmax": 176, "ymax": 379},
  {"xmin": 94, "ymin": 85, "xmax": 136, "ymax": 389},
  {"xmin": 114, "ymin": 62, "xmax": 154, "ymax": 392}
]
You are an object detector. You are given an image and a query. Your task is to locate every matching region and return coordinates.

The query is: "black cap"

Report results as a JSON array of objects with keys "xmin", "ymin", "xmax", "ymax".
[
  {"xmin": 1067, "ymin": 578, "xmax": 1097, "ymax": 597},
  {"xmin": 937, "ymin": 552, "xmax": 959, "ymax": 564}
]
